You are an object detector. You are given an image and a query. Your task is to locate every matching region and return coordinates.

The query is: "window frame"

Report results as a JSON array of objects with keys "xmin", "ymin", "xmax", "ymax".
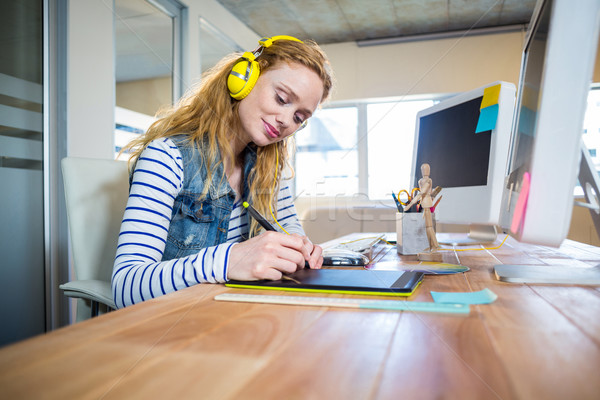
[
  {"xmin": 292, "ymin": 94, "xmax": 451, "ymax": 200},
  {"xmin": 146, "ymin": 0, "xmax": 187, "ymax": 102}
]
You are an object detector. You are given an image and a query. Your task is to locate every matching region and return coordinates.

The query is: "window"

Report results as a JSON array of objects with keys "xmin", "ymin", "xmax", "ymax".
[
  {"xmin": 367, "ymin": 100, "xmax": 435, "ymax": 199},
  {"xmin": 569, "ymin": 86, "xmax": 599, "ymax": 196},
  {"xmin": 582, "ymin": 86, "xmax": 600, "ymax": 168},
  {"xmin": 113, "ymin": 0, "xmax": 185, "ymax": 159},
  {"xmin": 295, "ymin": 88, "xmax": 600, "ymax": 201},
  {"xmin": 293, "ymin": 97, "xmax": 437, "ymax": 200},
  {"xmin": 294, "ymin": 107, "xmax": 359, "ymax": 197},
  {"xmin": 583, "ymin": 88, "xmax": 600, "ymax": 157}
]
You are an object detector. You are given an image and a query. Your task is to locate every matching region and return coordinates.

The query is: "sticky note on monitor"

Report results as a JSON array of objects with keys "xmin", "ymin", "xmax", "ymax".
[
  {"xmin": 521, "ymin": 85, "xmax": 538, "ymax": 111},
  {"xmin": 480, "ymin": 84, "xmax": 501, "ymax": 109},
  {"xmin": 475, "ymin": 104, "xmax": 499, "ymax": 133},
  {"xmin": 518, "ymin": 106, "xmax": 537, "ymax": 137},
  {"xmin": 511, "ymin": 171, "xmax": 531, "ymax": 234}
]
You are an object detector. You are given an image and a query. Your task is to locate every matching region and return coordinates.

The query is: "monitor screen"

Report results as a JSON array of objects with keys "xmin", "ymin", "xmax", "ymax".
[
  {"xmin": 414, "ymin": 96, "xmax": 491, "ymax": 189},
  {"xmin": 411, "ymin": 81, "xmax": 516, "ymax": 243},
  {"xmin": 498, "ymin": 0, "xmax": 600, "ymax": 247}
]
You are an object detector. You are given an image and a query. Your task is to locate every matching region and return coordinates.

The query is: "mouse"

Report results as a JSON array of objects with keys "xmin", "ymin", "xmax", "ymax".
[{"xmin": 321, "ymin": 248, "xmax": 370, "ymax": 266}]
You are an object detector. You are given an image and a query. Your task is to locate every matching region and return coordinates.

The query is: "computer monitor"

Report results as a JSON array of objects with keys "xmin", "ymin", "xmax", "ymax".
[
  {"xmin": 494, "ymin": 0, "xmax": 600, "ymax": 284},
  {"xmin": 410, "ymin": 81, "xmax": 516, "ymax": 245}
]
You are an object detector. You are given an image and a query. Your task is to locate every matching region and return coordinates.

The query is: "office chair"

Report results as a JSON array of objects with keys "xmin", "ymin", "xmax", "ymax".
[{"xmin": 60, "ymin": 157, "xmax": 129, "ymax": 320}]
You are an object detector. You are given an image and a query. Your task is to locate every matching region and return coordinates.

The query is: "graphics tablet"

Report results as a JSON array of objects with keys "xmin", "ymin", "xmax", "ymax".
[{"xmin": 226, "ymin": 269, "xmax": 423, "ymax": 297}]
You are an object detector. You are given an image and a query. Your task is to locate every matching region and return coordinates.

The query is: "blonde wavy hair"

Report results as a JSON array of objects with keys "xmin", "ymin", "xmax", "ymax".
[{"xmin": 124, "ymin": 38, "xmax": 333, "ymax": 237}]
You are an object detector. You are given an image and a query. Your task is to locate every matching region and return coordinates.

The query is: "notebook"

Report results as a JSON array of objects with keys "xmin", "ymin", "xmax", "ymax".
[{"xmin": 226, "ymin": 269, "xmax": 423, "ymax": 297}]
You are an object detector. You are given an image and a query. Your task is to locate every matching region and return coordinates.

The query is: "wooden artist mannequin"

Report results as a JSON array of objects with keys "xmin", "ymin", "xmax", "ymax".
[{"xmin": 404, "ymin": 163, "xmax": 442, "ymax": 261}]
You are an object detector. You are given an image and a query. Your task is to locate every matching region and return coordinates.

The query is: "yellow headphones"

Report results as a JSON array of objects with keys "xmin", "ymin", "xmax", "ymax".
[{"xmin": 227, "ymin": 35, "xmax": 303, "ymax": 100}]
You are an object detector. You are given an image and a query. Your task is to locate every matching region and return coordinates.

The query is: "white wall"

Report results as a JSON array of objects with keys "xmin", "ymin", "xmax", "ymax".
[
  {"xmin": 67, "ymin": 0, "xmax": 115, "ymax": 159},
  {"xmin": 322, "ymin": 31, "xmax": 525, "ymax": 102}
]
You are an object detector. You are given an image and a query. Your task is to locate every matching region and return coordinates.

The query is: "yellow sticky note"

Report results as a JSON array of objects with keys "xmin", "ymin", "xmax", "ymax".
[
  {"xmin": 480, "ymin": 84, "xmax": 501, "ymax": 109},
  {"xmin": 521, "ymin": 84, "xmax": 539, "ymax": 111}
]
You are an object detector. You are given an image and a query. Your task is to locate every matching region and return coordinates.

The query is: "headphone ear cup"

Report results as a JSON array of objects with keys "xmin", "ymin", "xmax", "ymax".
[{"xmin": 228, "ymin": 58, "xmax": 260, "ymax": 100}]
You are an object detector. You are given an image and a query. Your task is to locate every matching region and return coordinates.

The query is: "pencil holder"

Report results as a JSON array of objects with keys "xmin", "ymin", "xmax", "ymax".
[{"xmin": 396, "ymin": 212, "xmax": 434, "ymax": 255}]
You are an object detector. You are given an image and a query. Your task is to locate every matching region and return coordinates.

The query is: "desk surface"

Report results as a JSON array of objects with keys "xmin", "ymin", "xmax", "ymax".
[{"xmin": 1, "ymin": 235, "xmax": 600, "ymax": 399}]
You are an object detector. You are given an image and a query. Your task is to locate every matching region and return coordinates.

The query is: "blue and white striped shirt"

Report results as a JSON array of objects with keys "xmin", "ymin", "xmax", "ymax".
[{"xmin": 112, "ymin": 138, "xmax": 304, "ymax": 308}]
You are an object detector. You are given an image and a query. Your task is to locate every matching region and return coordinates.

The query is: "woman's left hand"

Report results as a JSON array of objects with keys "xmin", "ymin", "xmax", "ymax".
[{"xmin": 292, "ymin": 233, "xmax": 323, "ymax": 269}]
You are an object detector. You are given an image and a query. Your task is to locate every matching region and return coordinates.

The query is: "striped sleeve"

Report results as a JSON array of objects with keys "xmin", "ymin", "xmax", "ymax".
[
  {"xmin": 276, "ymin": 184, "xmax": 305, "ymax": 236},
  {"xmin": 112, "ymin": 138, "xmax": 235, "ymax": 309}
]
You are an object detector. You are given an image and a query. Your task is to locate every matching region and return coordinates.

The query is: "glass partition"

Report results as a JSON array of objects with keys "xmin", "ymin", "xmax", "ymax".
[{"xmin": 0, "ymin": 0, "xmax": 46, "ymax": 346}]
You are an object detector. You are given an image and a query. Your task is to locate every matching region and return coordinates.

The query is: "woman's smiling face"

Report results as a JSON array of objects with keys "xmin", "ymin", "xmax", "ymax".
[{"xmin": 237, "ymin": 62, "xmax": 324, "ymax": 147}]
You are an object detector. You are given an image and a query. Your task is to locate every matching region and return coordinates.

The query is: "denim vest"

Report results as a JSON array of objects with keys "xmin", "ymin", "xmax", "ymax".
[{"xmin": 139, "ymin": 136, "xmax": 256, "ymax": 261}]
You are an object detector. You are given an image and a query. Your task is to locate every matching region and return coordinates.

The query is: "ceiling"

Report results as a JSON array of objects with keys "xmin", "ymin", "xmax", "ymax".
[{"xmin": 215, "ymin": 0, "xmax": 537, "ymax": 45}]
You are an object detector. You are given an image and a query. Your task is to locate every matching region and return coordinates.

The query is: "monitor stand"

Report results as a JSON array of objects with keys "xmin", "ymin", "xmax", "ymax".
[
  {"xmin": 494, "ymin": 143, "xmax": 600, "ymax": 285},
  {"xmin": 437, "ymin": 224, "xmax": 497, "ymax": 246},
  {"xmin": 494, "ymin": 264, "xmax": 600, "ymax": 284}
]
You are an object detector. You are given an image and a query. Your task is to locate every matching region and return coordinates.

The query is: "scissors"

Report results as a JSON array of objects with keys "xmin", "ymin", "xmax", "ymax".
[{"xmin": 397, "ymin": 187, "xmax": 420, "ymax": 206}]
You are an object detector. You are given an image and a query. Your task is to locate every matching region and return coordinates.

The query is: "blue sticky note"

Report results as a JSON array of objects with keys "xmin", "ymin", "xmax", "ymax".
[
  {"xmin": 518, "ymin": 106, "xmax": 537, "ymax": 137},
  {"xmin": 430, "ymin": 288, "xmax": 498, "ymax": 305},
  {"xmin": 475, "ymin": 104, "xmax": 499, "ymax": 133}
]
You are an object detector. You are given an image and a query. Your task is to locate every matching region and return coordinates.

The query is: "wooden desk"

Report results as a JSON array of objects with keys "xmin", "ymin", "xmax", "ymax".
[{"xmin": 1, "ymin": 236, "xmax": 599, "ymax": 399}]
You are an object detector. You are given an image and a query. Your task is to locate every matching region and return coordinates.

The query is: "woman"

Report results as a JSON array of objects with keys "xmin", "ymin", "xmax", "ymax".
[{"xmin": 112, "ymin": 36, "xmax": 333, "ymax": 308}]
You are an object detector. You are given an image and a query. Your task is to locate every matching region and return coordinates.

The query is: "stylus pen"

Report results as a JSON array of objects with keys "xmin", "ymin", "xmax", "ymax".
[
  {"xmin": 243, "ymin": 201, "xmax": 276, "ymax": 231},
  {"xmin": 243, "ymin": 201, "xmax": 310, "ymax": 269}
]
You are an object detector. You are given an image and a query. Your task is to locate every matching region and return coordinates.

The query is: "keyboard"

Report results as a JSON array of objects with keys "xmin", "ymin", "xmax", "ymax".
[{"xmin": 324, "ymin": 233, "xmax": 386, "ymax": 254}]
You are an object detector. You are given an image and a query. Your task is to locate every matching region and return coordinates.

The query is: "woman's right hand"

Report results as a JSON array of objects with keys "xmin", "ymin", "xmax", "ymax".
[{"xmin": 226, "ymin": 231, "xmax": 309, "ymax": 281}]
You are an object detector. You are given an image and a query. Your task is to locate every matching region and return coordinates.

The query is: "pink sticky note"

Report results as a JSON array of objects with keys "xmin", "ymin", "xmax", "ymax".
[{"xmin": 511, "ymin": 172, "xmax": 531, "ymax": 234}]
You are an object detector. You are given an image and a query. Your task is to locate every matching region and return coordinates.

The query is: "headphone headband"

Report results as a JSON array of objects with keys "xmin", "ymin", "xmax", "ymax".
[{"xmin": 258, "ymin": 35, "xmax": 303, "ymax": 48}]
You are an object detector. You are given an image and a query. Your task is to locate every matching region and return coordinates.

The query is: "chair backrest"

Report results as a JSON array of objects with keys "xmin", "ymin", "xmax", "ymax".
[{"xmin": 62, "ymin": 157, "xmax": 129, "ymax": 282}]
